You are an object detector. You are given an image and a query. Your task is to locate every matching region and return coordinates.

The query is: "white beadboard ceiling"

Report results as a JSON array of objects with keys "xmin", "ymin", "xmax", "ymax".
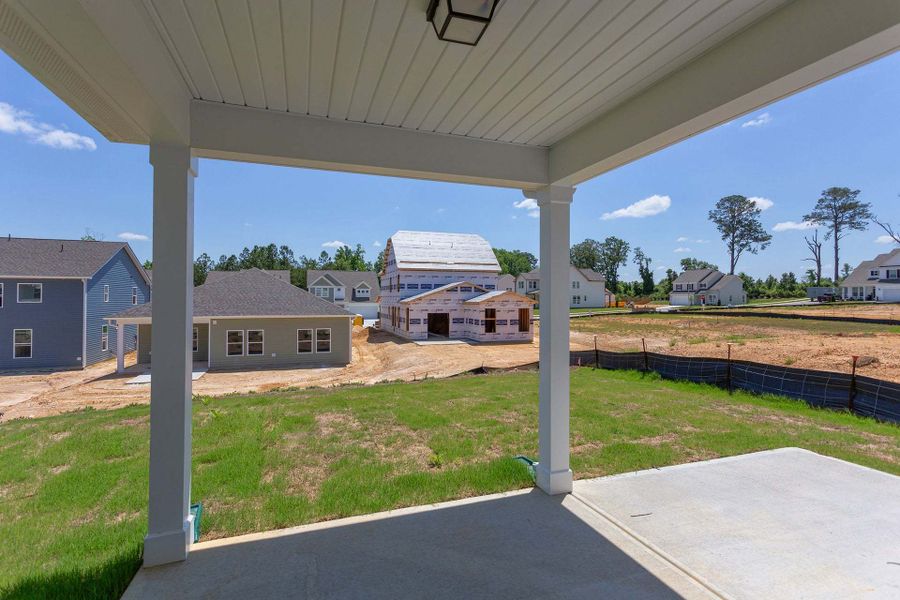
[{"xmin": 143, "ymin": 0, "xmax": 787, "ymax": 147}]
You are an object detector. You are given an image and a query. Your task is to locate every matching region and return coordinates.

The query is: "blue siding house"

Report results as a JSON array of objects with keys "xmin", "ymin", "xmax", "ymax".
[{"xmin": 0, "ymin": 237, "xmax": 151, "ymax": 371}]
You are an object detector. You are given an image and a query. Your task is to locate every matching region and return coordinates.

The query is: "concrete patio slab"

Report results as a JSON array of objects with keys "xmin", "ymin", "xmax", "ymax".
[
  {"xmin": 125, "ymin": 369, "xmax": 207, "ymax": 385},
  {"xmin": 123, "ymin": 488, "xmax": 711, "ymax": 600},
  {"xmin": 574, "ymin": 448, "xmax": 900, "ymax": 599},
  {"xmin": 123, "ymin": 448, "xmax": 900, "ymax": 599}
]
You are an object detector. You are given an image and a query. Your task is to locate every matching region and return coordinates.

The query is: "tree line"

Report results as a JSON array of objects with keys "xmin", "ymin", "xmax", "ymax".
[{"xmin": 564, "ymin": 187, "xmax": 895, "ymax": 300}]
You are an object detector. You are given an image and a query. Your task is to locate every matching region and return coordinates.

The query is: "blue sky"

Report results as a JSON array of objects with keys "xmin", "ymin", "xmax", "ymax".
[{"xmin": 1, "ymin": 49, "xmax": 898, "ymax": 281}]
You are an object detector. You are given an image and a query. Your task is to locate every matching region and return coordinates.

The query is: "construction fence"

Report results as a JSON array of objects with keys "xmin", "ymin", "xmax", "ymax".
[{"xmin": 569, "ymin": 348, "xmax": 900, "ymax": 424}]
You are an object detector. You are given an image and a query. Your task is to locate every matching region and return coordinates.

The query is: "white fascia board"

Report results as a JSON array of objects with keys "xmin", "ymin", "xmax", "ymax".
[
  {"xmin": 549, "ymin": 0, "xmax": 900, "ymax": 186},
  {"xmin": 190, "ymin": 101, "xmax": 549, "ymax": 190},
  {"xmin": 0, "ymin": 0, "xmax": 190, "ymax": 144}
]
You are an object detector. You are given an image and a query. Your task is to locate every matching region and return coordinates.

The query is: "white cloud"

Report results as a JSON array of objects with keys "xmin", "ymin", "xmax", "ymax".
[
  {"xmin": 436, "ymin": 207, "xmax": 446, "ymax": 214},
  {"xmin": 0, "ymin": 101, "xmax": 96, "ymax": 150},
  {"xmin": 372, "ymin": 240, "xmax": 382, "ymax": 247},
  {"xmin": 117, "ymin": 232, "xmax": 149, "ymax": 242},
  {"xmin": 748, "ymin": 196, "xmax": 774, "ymax": 211},
  {"xmin": 741, "ymin": 112, "xmax": 772, "ymax": 128},
  {"xmin": 513, "ymin": 197, "xmax": 540, "ymax": 218},
  {"xmin": 676, "ymin": 236, "xmax": 689, "ymax": 242},
  {"xmin": 876, "ymin": 235, "xmax": 897, "ymax": 245},
  {"xmin": 695, "ymin": 239, "xmax": 710, "ymax": 244},
  {"xmin": 322, "ymin": 240, "xmax": 347, "ymax": 248},
  {"xmin": 602, "ymin": 194, "xmax": 671, "ymax": 220},
  {"xmin": 773, "ymin": 220, "xmax": 816, "ymax": 232},
  {"xmin": 673, "ymin": 247, "xmax": 692, "ymax": 253}
]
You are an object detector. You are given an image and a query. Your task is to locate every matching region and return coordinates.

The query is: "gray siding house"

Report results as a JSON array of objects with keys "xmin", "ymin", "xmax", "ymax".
[
  {"xmin": 306, "ymin": 270, "xmax": 380, "ymax": 319},
  {"xmin": 0, "ymin": 237, "xmax": 150, "ymax": 371},
  {"xmin": 669, "ymin": 269, "xmax": 746, "ymax": 306},
  {"xmin": 109, "ymin": 268, "xmax": 353, "ymax": 370}
]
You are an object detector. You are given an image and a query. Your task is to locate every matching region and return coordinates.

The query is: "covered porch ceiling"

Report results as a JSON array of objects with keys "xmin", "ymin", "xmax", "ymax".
[{"xmin": 1, "ymin": 0, "xmax": 899, "ymax": 188}]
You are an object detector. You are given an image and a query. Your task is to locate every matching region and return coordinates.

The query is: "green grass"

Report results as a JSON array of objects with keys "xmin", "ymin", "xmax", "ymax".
[{"xmin": 2, "ymin": 369, "xmax": 898, "ymax": 598}]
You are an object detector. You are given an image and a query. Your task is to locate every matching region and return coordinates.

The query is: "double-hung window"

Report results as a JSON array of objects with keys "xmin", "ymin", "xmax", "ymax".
[
  {"xmin": 14, "ymin": 329, "xmax": 32, "ymax": 358},
  {"xmin": 132, "ymin": 287, "xmax": 138, "ymax": 305},
  {"xmin": 101, "ymin": 325, "xmax": 109, "ymax": 351},
  {"xmin": 297, "ymin": 329, "xmax": 313, "ymax": 353},
  {"xmin": 316, "ymin": 328, "xmax": 331, "ymax": 353},
  {"xmin": 17, "ymin": 283, "xmax": 42, "ymax": 303},
  {"xmin": 192, "ymin": 327, "xmax": 199, "ymax": 352},
  {"xmin": 226, "ymin": 330, "xmax": 244, "ymax": 356},
  {"xmin": 247, "ymin": 330, "xmax": 264, "ymax": 355},
  {"xmin": 484, "ymin": 309, "xmax": 497, "ymax": 334},
  {"xmin": 103, "ymin": 285, "xmax": 110, "ymax": 302}
]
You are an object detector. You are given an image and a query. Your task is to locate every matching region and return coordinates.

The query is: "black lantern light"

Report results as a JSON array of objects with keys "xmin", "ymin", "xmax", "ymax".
[{"xmin": 426, "ymin": 0, "xmax": 499, "ymax": 46}]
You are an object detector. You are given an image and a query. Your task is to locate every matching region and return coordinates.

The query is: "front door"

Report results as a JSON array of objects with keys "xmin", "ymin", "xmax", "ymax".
[{"xmin": 427, "ymin": 313, "xmax": 450, "ymax": 337}]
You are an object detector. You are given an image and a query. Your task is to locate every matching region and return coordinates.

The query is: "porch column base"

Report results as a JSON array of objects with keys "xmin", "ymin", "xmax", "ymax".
[
  {"xmin": 536, "ymin": 465, "xmax": 573, "ymax": 496},
  {"xmin": 142, "ymin": 515, "xmax": 192, "ymax": 567}
]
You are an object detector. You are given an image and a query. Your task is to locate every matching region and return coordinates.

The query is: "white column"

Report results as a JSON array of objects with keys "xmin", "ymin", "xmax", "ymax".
[
  {"xmin": 526, "ymin": 185, "xmax": 574, "ymax": 495},
  {"xmin": 144, "ymin": 143, "xmax": 197, "ymax": 567},
  {"xmin": 116, "ymin": 324, "xmax": 125, "ymax": 374}
]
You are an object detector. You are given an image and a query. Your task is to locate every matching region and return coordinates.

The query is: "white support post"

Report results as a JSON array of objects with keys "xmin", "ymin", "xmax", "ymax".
[
  {"xmin": 144, "ymin": 144, "xmax": 197, "ymax": 567},
  {"xmin": 116, "ymin": 324, "xmax": 125, "ymax": 374},
  {"xmin": 526, "ymin": 185, "xmax": 574, "ymax": 495}
]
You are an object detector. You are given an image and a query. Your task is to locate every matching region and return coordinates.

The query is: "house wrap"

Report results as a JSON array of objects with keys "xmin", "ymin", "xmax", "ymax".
[{"xmin": 378, "ymin": 231, "xmax": 534, "ymax": 342}]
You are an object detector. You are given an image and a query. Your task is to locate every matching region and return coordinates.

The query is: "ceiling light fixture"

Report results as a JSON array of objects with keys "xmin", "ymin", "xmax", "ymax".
[{"xmin": 426, "ymin": 0, "xmax": 499, "ymax": 46}]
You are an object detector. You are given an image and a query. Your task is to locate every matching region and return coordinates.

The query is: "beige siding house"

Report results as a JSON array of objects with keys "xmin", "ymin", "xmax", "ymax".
[
  {"xmin": 515, "ymin": 266, "xmax": 614, "ymax": 308},
  {"xmin": 670, "ymin": 269, "xmax": 746, "ymax": 306},
  {"xmin": 110, "ymin": 269, "xmax": 353, "ymax": 370}
]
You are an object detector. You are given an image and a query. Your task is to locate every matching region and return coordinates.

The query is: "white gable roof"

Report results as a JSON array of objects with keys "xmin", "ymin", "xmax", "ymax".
[{"xmin": 387, "ymin": 231, "xmax": 501, "ymax": 273}]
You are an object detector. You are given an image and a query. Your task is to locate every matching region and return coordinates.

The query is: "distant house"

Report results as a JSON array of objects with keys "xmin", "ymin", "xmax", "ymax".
[
  {"xmin": 306, "ymin": 270, "xmax": 379, "ymax": 319},
  {"xmin": 378, "ymin": 231, "xmax": 534, "ymax": 342},
  {"xmin": 0, "ymin": 237, "xmax": 150, "ymax": 370},
  {"xmin": 841, "ymin": 248, "xmax": 900, "ymax": 301},
  {"xmin": 108, "ymin": 269, "xmax": 353, "ymax": 370},
  {"xmin": 669, "ymin": 269, "xmax": 746, "ymax": 306},
  {"xmin": 498, "ymin": 274, "xmax": 516, "ymax": 292},
  {"xmin": 515, "ymin": 266, "xmax": 614, "ymax": 308}
]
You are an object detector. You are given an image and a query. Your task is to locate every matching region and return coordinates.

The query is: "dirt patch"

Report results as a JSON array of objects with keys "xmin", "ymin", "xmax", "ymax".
[
  {"xmin": 634, "ymin": 432, "xmax": 679, "ymax": 446},
  {"xmin": 49, "ymin": 464, "xmax": 70, "ymax": 475}
]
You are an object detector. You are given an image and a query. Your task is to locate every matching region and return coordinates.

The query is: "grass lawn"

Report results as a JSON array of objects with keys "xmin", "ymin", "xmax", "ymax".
[{"xmin": 1, "ymin": 369, "xmax": 898, "ymax": 598}]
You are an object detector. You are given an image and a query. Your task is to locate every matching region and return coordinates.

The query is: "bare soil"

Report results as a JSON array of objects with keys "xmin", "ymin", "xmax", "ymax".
[
  {"xmin": 0, "ymin": 327, "xmax": 584, "ymax": 421},
  {"xmin": 2, "ymin": 304, "xmax": 898, "ymax": 422},
  {"xmin": 749, "ymin": 303, "xmax": 900, "ymax": 320}
]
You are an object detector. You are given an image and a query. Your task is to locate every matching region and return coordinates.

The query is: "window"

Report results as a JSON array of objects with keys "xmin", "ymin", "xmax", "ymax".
[
  {"xmin": 518, "ymin": 308, "xmax": 530, "ymax": 333},
  {"xmin": 484, "ymin": 308, "xmax": 497, "ymax": 333},
  {"xmin": 699, "ymin": 283, "xmax": 706, "ymax": 289},
  {"xmin": 355, "ymin": 286, "xmax": 370, "ymax": 297},
  {"xmin": 572, "ymin": 296, "xmax": 580, "ymax": 305},
  {"xmin": 17, "ymin": 283, "xmax": 42, "ymax": 303},
  {"xmin": 247, "ymin": 330, "xmax": 264, "ymax": 355},
  {"xmin": 675, "ymin": 284, "xmax": 683, "ymax": 291},
  {"xmin": 0, "ymin": 283, "xmax": 3, "ymax": 308},
  {"xmin": 518, "ymin": 281, "xmax": 524, "ymax": 289},
  {"xmin": 192, "ymin": 327, "xmax": 199, "ymax": 352},
  {"xmin": 687, "ymin": 284, "xmax": 694, "ymax": 291},
  {"xmin": 316, "ymin": 328, "xmax": 331, "ymax": 353},
  {"xmin": 132, "ymin": 287, "xmax": 138, "ymax": 305},
  {"xmin": 101, "ymin": 325, "xmax": 109, "ymax": 352},
  {"xmin": 313, "ymin": 287, "xmax": 329, "ymax": 298},
  {"xmin": 405, "ymin": 308, "xmax": 410, "ymax": 332},
  {"xmin": 870, "ymin": 269, "xmax": 879, "ymax": 277},
  {"xmin": 572, "ymin": 281, "xmax": 580, "ymax": 289},
  {"xmin": 459, "ymin": 286, "xmax": 473, "ymax": 292},
  {"xmin": 103, "ymin": 285, "xmax": 110, "ymax": 302},
  {"xmin": 528, "ymin": 280, "xmax": 538, "ymax": 291},
  {"xmin": 297, "ymin": 329, "xmax": 313, "ymax": 353},
  {"xmin": 226, "ymin": 330, "xmax": 244, "ymax": 356},
  {"xmin": 13, "ymin": 329, "xmax": 32, "ymax": 358}
]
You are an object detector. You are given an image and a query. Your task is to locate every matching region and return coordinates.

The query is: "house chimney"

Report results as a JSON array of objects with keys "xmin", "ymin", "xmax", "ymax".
[{"xmin": 60, "ymin": 243, "xmax": 64, "ymax": 252}]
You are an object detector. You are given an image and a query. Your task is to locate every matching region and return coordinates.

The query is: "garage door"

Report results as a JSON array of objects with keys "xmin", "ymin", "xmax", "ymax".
[
  {"xmin": 347, "ymin": 302, "xmax": 379, "ymax": 319},
  {"xmin": 879, "ymin": 288, "xmax": 900, "ymax": 302}
]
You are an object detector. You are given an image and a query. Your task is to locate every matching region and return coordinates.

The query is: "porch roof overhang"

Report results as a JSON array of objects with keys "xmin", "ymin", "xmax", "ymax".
[{"xmin": 1, "ymin": 0, "xmax": 897, "ymax": 187}]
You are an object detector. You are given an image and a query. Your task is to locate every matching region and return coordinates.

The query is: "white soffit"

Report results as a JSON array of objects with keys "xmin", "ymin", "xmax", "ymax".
[{"xmin": 143, "ymin": 0, "xmax": 788, "ymax": 147}]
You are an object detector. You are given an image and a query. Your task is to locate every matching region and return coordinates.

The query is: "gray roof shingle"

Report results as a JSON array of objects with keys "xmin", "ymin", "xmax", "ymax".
[
  {"xmin": 204, "ymin": 269, "xmax": 291, "ymax": 284},
  {"xmin": 0, "ymin": 237, "xmax": 147, "ymax": 282},
  {"xmin": 111, "ymin": 268, "xmax": 352, "ymax": 320},
  {"xmin": 672, "ymin": 269, "xmax": 720, "ymax": 286}
]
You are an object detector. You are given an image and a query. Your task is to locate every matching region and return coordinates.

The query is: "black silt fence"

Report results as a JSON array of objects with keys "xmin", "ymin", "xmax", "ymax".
[{"xmin": 570, "ymin": 349, "xmax": 900, "ymax": 424}]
